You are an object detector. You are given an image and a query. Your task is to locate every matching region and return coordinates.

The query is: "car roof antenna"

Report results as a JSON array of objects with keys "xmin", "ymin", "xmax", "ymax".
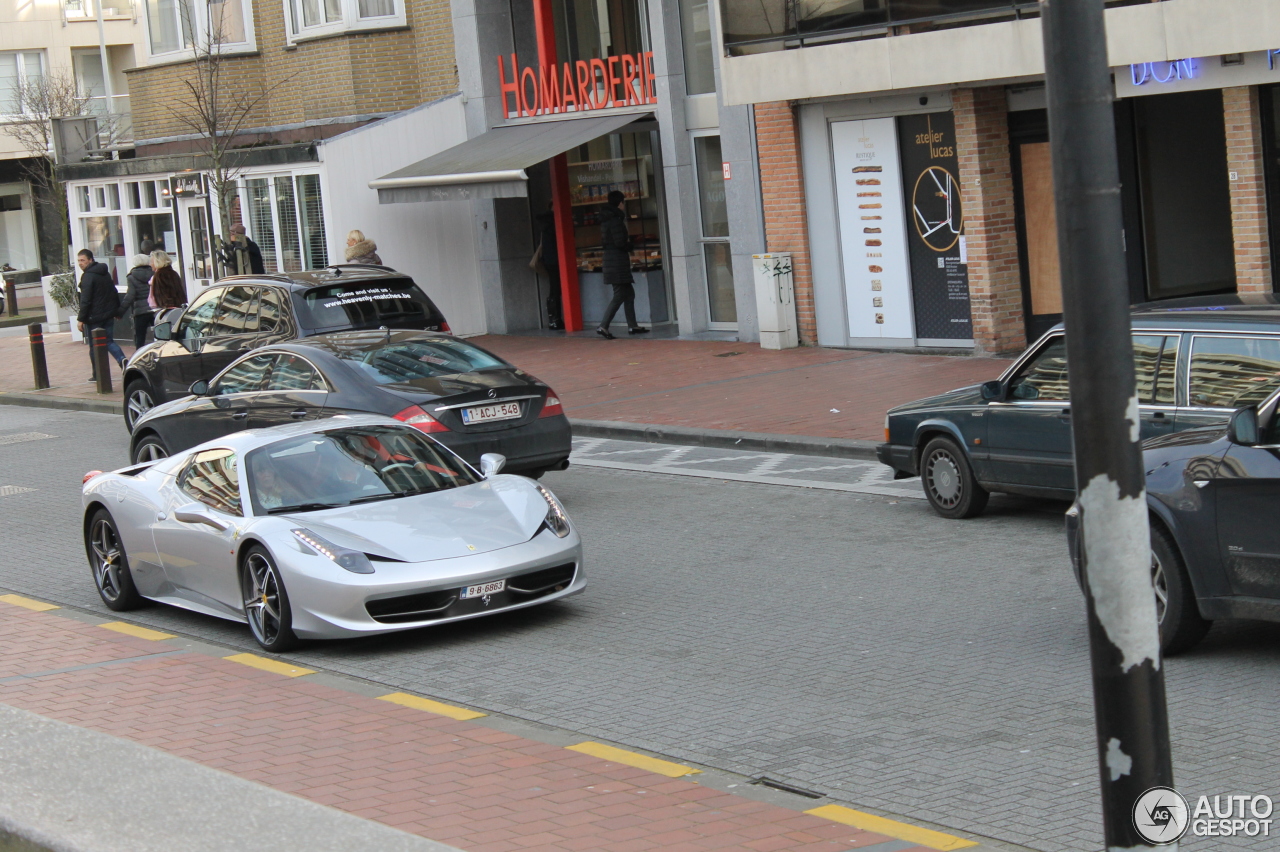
[{"xmin": 380, "ymin": 325, "xmax": 390, "ymax": 343}]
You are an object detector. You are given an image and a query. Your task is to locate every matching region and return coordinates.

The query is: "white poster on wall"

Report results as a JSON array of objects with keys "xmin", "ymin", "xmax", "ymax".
[{"xmin": 831, "ymin": 118, "xmax": 913, "ymax": 341}]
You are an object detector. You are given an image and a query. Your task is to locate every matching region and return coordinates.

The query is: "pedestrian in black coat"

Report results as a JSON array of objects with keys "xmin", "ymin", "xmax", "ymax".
[
  {"xmin": 119, "ymin": 255, "xmax": 155, "ymax": 348},
  {"xmin": 75, "ymin": 249, "xmax": 126, "ymax": 376},
  {"xmin": 596, "ymin": 190, "xmax": 648, "ymax": 339},
  {"xmin": 223, "ymin": 224, "xmax": 266, "ymax": 274}
]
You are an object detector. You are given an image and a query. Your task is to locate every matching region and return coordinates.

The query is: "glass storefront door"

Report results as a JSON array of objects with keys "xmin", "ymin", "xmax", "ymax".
[{"xmin": 693, "ymin": 133, "xmax": 736, "ymax": 326}]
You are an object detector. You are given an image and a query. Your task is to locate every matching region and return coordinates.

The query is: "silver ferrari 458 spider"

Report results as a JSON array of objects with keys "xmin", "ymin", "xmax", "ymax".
[{"xmin": 82, "ymin": 415, "xmax": 584, "ymax": 651}]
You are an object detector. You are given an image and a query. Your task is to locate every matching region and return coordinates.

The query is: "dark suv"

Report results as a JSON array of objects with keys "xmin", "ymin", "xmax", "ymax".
[{"xmin": 122, "ymin": 265, "xmax": 448, "ymax": 430}]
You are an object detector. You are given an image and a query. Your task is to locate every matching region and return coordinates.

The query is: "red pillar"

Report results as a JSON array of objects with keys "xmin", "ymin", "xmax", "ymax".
[{"xmin": 533, "ymin": 0, "xmax": 583, "ymax": 331}]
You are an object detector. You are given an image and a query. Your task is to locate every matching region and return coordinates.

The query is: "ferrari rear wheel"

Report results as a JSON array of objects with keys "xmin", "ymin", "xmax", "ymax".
[
  {"xmin": 241, "ymin": 545, "xmax": 298, "ymax": 652},
  {"xmin": 86, "ymin": 508, "xmax": 145, "ymax": 611}
]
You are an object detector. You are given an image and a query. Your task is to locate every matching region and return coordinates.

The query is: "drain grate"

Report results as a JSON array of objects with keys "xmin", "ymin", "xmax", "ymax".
[
  {"xmin": 0, "ymin": 432, "xmax": 55, "ymax": 446},
  {"xmin": 0, "ymin": 486, "xmax": 36, "ymax": 497},
  {"xmin": 748, "ymin": 776, "xmax": 825, "ymax": 799}
]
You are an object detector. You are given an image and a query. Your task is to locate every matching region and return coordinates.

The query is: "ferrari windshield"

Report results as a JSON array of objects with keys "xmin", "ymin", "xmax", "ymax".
[{"xmin": 245, "ymin": 425, "xmax": 479, "ymax": 515}]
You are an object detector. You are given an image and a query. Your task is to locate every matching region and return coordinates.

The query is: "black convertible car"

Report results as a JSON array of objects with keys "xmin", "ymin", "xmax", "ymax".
[
  {"xmin": 128, "ymin": 331, "xmax": 571, "ymax": 478},
  {"xmin": 1069, "ymin": 389, "xmax": 1280, "ymax": 655}
]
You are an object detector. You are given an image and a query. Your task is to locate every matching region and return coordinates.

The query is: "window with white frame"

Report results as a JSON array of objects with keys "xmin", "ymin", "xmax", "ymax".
[
  {"xmin": 285, "ymin": 0, "xmax": 404, "ymax": 42},
  {"xmin": 240, "ymin": 173, "xmax": 327, "ymax": 272},
  {"xmin": 0, "ymin": 51, "xmax": 45, "ymax": 117},
  {"xmin": 145, "ymin": 0, "xmax": 253, "ymax": 58}
]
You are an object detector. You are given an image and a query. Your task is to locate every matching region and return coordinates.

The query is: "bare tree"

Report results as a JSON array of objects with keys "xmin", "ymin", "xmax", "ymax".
[
  {"xmin": 171, "ymin": 1, "xmax": 292, "ymax": 273},
  {"xmin": 8, "ymin": 71, "xmax": 119, "ymax": 269}
]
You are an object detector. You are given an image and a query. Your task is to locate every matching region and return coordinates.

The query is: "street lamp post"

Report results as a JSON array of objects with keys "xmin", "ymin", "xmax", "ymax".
[{"xmin": 1039, "ymin": 0, "xmax": 1177, "ymax": 848}]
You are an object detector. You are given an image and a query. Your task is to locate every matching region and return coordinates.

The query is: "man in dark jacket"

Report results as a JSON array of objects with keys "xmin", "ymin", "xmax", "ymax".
[
  {"xmin": 222, "ymin": 224, "xmax": 266, "ymax": 274},
  {"xmin": 596, "ymin": 190, "xmax": 648, "ymax": 339},
  {"xmin": 118, "ymin": 254, "xmax": 154, "ymax": 348},
  {"xmin": 76, "ymin": 249, "xmax": 126, "ymax": 379}
]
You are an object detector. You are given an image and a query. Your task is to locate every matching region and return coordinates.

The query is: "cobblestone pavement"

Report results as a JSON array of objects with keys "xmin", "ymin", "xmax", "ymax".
[{"xmin": 1, "ymin": 406, "xmax": 1277, "ymax": 851}]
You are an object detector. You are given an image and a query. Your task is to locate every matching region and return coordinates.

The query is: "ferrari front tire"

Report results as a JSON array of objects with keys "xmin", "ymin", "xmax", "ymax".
[
  {"xmin": 86, "ymin": 508, "xmax": 145, "ymax": 611},
  {"xmin": 241, "ymin": 545, "xmax": 298, "ymax": 652}
]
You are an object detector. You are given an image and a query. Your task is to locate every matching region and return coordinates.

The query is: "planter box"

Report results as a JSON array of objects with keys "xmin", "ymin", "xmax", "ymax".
[{"xmin": 41, "ymin": 275, "xmax": 75, "ymax": 335}]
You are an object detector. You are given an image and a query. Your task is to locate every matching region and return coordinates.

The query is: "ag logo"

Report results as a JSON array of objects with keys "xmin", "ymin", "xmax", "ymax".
[{"xmin": 1133, "ymin": 786, "xmax": 1190, "ymax": 845}]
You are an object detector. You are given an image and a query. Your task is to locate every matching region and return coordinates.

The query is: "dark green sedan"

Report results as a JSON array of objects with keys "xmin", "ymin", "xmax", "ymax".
[{"xmin": 877, "ymin": 297, "xmax": 1280, "ymax": 518}]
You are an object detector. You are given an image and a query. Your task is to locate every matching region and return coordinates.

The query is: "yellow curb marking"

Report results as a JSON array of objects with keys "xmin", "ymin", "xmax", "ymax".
[
  {"xmin": 0, "ymin": 594, "xmax": 59, "ymax": 612},
  {"xmin": 100, "ymin": 622, "xmax": 174, "ymax": 641},
  {"xmin": 806, "ymin": 804, "xmax": 978, "ymax": 851},
  {"xmin": 377, "ymin": 692, "xmax": 487, "ymax": 721},
  {"xmin": 567, "ymin": 741, "xmax": 700, "ymax": 778},
  {"xmin": 223, "ymin": 653, "xmax": 314, "ymax": 677}
]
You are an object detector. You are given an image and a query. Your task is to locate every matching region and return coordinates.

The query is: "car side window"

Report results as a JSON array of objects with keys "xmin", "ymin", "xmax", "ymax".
[
  {"xmin": 1188, "ymin": 336, "xmax": 1280, "ymax": 409},
  {"xmin": 214, "ymin": 354, "xmax": 274, "ymax": 396},
  {"xmin": 213, "ymin": 285, "xmax": 259, "ymax": 335},
  {"xmin": 257, "ymin": 288, "xmax": 283, "ymax": 333},
  {"xmin": 178, "ymin": 289, "xmax": 223, "ymax": 342},
  {"xmin": 1133, "ymin": 335, "xmax": 1179, "ymax": 405},
  {"xmin": 266, "ymin": 353, "xmax": 325, "ymax": 391},
  {"xmin": 1007, "ymin": 336, "xmax": 1069, "ymax": 401},
  {"xmin": 177, "ymin": 449, "xmax": 242, "ymax": 516}
]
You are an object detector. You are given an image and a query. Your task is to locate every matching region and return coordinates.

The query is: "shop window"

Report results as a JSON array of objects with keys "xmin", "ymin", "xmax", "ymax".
[
  {"xmin": 76, "ymin": 186, "xmax": 91, "ymax": 214},
  {"xmin": 241, "ymin": 174, "xmax": 327, "ymax": 273},
  {"xmin": 566, "ymin": 133, "xmax": 661, "ymax": 275},
  {"xmin": 145, "ymin": 0, "xmax": 251, "ymax": 57},
  {"xmin": 0, "ymin": 51, "xmax": 44, "ymax": 116},
  {"xmin": 130, "ymin": 213, "xmax": 174, "ymax": 255},
  {"xmin": 1131, "ymin": 90, "xmax": 1235, "ymax": 300},
  {"xmin": 679, "ymin": 0, "xmax": 715, "ymax": 95},
  {"xmin": 285, "ymin": 0, "xmax": 403, "ymax": 41},
  {"xmin": 1261, "ymin": 84, "xmax": 1280, "ymax": 285}
]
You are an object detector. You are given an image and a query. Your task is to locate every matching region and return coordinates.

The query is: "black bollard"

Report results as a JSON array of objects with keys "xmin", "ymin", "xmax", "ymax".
[
  {"xmin": 28, "ymin": 323, "xmax": 49, "ymax": 390},
  {"xmin": 92, "ymin": 328, "xmax": 113, "ymax": 394},
  {"xmin": 3, "ymin": 281, "xmax": 16, "ymax": 318}
]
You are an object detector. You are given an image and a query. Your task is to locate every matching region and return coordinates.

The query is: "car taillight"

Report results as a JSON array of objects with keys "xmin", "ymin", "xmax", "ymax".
[
  {"xmin": 394, "ymin": 404, "xmax": 450, "ymax": 433},
  {"xmin": 539, "ymin": 391, "xmax": 564, "ymax": 418},
  {"xmin": 439, "ymin": 320, "xmax": 451, "ymax": 333},
  {"xmin": 83, "ymin": 470, "xmax": 103, "ymax": 484}
]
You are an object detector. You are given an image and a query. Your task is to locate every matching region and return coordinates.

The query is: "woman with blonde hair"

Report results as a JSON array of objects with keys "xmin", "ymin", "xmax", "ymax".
[
  {"xmin": 344, "ymin": 229, "xmax": 382, "ymax": 265},
  {"xmin": 148, "ymin": 250, "xmax": 186, "ymax": 321}
]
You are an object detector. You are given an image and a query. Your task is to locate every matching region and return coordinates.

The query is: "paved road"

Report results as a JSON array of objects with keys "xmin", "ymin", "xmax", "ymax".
[{"xmin": 0, "ymin": 406, "xmax": 1276, "ymax": 851}]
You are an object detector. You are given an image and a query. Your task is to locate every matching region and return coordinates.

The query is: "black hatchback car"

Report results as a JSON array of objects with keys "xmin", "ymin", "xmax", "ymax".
[
  {"xmin": 122, "ymin": 265, "xmax": 448, "ymax": 431},
  {"xmin": 879, "ymin": 296, "xmax": 1280, "ymax": 518},
  {"xmin": 1068, "ymin": 393, "xmax": 1280, "ymax": 655},
  {"xmin": 127, "ymin": 331, "xmax": 571, "ymax": 477}
]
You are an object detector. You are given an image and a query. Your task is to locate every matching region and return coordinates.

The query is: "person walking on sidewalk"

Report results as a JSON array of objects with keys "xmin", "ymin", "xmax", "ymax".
[
  {"xmin": 76, "ymin": 249, "xmax": 126, "ymax": 379},
  {"xmin": 119, "ymin": 254, "xmax": 154, "ymax": 349},
  {"xmin": 596, "ymin": 191, "xmax": 648, "ymax": 339},
  {"xmin": 148, "ymin": 250, "xmax": 187, "ymax": 325},
  {"xmin": 344, "ymin": 230, "xmax": 382, "ymax": 265}
]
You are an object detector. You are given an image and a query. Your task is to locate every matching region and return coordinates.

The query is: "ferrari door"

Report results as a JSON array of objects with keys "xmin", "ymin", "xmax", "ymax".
[{"xmin": 151, "ymin": 448, "xmax": 245, "ymax": 617}]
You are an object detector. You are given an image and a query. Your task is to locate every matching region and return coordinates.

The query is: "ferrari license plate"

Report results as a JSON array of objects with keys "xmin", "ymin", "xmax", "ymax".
[
  {"xmin": 461, "ymin": 402, "xmax": 521, "ymax": 424},
  {"xmin": 461, "ymin": 579, "xmax": 505, "ymax": 599}
]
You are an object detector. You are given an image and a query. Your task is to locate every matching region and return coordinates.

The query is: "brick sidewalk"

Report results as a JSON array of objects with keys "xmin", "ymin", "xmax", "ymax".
[
  {"xmin": 0, "ymin": 599, "xmax": 972, "ymax": 852},
  {"xmin": 0, "ymin": 331, "xmax": 1006, "ymax": 441}
]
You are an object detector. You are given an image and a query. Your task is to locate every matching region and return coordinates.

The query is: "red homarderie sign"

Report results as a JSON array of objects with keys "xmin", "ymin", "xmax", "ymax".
[{"xmin": 498, "ymin": 52, "xmax": 657, "ymax": 120}]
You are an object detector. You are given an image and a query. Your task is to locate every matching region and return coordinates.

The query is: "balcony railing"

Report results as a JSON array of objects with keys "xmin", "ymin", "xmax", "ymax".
[
  {"xmin": 83, "ymin": 94, "xmax": 133, "ymax": 145},
  {"xmin": 63, "ymin": 0, "xmax": 134, "ymax": 22},
  {"xmin": 721, "ymin": 0, "xmax": 1158, "ymax": 55}
]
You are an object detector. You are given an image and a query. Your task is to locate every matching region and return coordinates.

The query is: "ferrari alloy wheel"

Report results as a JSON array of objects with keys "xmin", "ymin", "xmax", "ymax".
[
  {"xmin": 86, "ymin": 508, "xmax": 144, "ymax": 611},
  {"xmin": 124, "ymin": 379, "xmax": 154, "ymax": 432},
  {"xmin": 241, "ymin": 546, "xmax": 298, "ymax": 652},
  {"xmin": 1150, "ymin": 524, "xmax": 1210, "ymax": 655},
  {"xmin": 920, "ymin": 436, "xmax": 989, "ymax": 520},
  {"xmin": 132, "ymin": 434, "xmax": 169, "ymax": 464}
]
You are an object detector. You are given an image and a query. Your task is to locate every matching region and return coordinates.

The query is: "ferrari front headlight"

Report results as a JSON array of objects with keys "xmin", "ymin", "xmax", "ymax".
[
  {"xmin": 534, "ymin": 484, "xmax": 570, "ymax": 538},
  {"xmin": 292, "ymin": 528, "xmax": 375, "ymax": 574}
]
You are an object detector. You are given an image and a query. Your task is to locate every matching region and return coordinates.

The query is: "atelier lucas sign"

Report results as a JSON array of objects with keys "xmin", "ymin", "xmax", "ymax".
[{"xmin": 498, "ymin": 52, "xmax": 658, "ymax": 120}]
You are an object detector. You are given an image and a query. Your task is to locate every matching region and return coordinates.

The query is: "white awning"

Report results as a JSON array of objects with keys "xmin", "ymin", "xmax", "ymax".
[{"xmin": 370, "ymin": 112, "xmax": 648, "ymax": 203}]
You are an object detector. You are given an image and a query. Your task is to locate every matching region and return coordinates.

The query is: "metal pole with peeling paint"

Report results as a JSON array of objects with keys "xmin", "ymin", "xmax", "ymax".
[{"xmin": 1039, "ymin": 0, "xmax": 1176, "ymax": 848}]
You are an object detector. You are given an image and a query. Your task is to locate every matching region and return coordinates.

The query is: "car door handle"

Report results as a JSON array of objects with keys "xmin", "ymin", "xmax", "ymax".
[
  {"xmin": 289, "ymin": 409, "xmax": 308, "ymax": 419},
  {"xmin": 231, "ymin": 410, "xmax": 248, "ymax": 420},
  {"xmin": 173, "ymin": 508, "xmax": 229, "ymax": 531}
]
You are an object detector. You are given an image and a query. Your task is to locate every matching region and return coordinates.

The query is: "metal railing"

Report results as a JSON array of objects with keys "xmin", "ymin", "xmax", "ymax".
[
  {"xmin": 721, "ymin": 0, "xmax": 1158, "ymax": 55},
  {"xmin": 63, "ymin": 0, "xmax": 134, "ymax": 22},
  {"xmin": 84, "ymin": 94, "xmax": 133, "ymax": 143}
]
